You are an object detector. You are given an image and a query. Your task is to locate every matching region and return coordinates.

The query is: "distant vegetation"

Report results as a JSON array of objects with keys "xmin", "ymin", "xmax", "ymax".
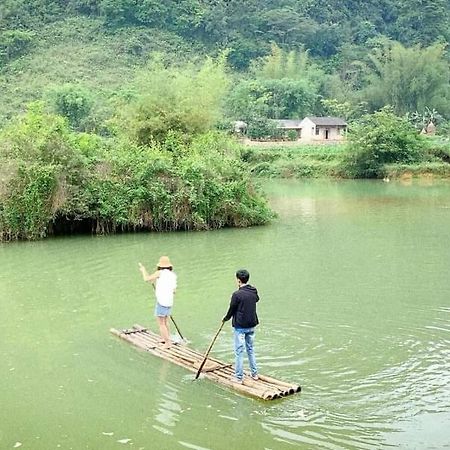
[
  {"xmin": 0, "ymin": 0, "xmax": 449, "ymax": 129},
  {"xmin": 244, "ymin": 109, "xmax": 450, "ymax": 179},
  {"xmin": 0, "ymin": 0, "xmax": 449, "ymax": 240}
]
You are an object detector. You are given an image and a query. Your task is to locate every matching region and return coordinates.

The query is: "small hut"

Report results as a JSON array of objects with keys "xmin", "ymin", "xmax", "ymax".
[{"xmin": 426, "ymin": 121, "xmax": 436, "ymax": 135}]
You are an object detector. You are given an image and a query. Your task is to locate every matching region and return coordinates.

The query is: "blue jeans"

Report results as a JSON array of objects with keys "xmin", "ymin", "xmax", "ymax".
[{"xmin": 234, "ymin": 327, "xmax": 258, "ymax": 380}]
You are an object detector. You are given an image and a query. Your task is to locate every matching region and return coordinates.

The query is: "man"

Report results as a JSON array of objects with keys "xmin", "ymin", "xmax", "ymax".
[
  {"xmin": 139, "ymin": 256, "xmax": 177, "ymax": 349},
  {"xmin": 223, "ymin": 269, "xmax": 259, "ymax": 383}
]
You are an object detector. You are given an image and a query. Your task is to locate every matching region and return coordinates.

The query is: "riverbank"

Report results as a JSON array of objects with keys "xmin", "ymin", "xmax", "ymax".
[
  {"xmin": 241, "ymin": 137, "xmax": 450, "ymax": 179},
  {"xmin": 0, "ymin": 109, "xmax": 274, "ymax": 241}
]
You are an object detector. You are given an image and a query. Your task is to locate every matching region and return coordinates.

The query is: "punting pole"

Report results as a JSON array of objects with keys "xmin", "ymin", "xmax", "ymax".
[{"xmin": 195, "ymin": 321, "xmax": 225, "ymax": 380}]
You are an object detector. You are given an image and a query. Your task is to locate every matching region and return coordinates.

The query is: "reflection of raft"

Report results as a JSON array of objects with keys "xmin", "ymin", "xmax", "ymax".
[{"xmin": 110, "ymin": 324, "xmax": 301, "ymax": 401}]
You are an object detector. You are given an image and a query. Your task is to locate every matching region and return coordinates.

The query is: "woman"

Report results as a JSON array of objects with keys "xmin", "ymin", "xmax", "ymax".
[{"xmin": 138, "ymin": 256, "xmax": 177, "ymax": 349}]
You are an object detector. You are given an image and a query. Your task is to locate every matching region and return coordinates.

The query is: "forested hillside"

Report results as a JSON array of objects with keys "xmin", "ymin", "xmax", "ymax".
[{"xmin": 1, "ymin": 0, "xmax": 449, "ymax": 129}]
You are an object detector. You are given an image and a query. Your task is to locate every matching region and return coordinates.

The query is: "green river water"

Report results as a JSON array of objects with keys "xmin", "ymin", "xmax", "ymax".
[{"xmin": 1, "ymin": 179, "xmax": 449, "ymax": 450}]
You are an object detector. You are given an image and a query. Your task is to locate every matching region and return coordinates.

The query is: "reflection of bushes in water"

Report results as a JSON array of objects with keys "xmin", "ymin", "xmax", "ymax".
[{"xmin": 0, "ymin": 106, "xmax": 274, "ymax": 241}]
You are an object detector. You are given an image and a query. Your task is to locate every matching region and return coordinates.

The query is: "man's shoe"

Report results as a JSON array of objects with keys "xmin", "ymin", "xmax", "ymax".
[
  {"xmin": 230, "ymin": 376, "xmax": 243, "ymax": 384},
  {"xmin": 251, "ymin": 374, "xmax": 259, "ymax": 381}
]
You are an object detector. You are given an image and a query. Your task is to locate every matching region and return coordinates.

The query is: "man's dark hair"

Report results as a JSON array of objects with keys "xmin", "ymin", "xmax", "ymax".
[{"xmin": 236, "ymin": 269, "xmax": 250, "ymax": 284}]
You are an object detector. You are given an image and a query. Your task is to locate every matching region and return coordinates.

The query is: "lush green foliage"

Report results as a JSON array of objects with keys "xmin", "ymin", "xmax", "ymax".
[
  {"xmin": 246, "ymin": 118, "xmax": 280, "ymax": 140},
  {"xmin": 0, "ymin": 0, "xmax": 449, "ymax": 242},
  {"xmin": 243, "ymin": 144, "xmax": 348, "ymax": 178},
  {"xmin": 0, "ymin": 105, "xmax": 274, "ymax": 241},
  {"xmin": 343, "ymin": 108, "xmax": 424, "ymax": 178},
  {"xmin": 114, "ymin": 56, "xmax": 229, "ymax": 145},
  {"xmin": 1, "ymin": 0, "xmax": 448, "ymax": 55},
  {"xmin": 49, "ymin": 84, "xmax": 94, "ymax": 129},
  {"xmin": 243, "ymin": 135, "xmax": 450, "ymax": 179},
  {"xmin": 225, "ymin": 46, "xmax": 329, "ymax": 136},
  {"xmin": 360, "ymin": 42, "xmax": 450, "ymax": 116},
  {"xmin": 1, "ymin": 0, "xmax": 449, "ymax": 128},
  {"xmin": 0, "ymin": 30, "xmax": 35, "ymax": 65}
]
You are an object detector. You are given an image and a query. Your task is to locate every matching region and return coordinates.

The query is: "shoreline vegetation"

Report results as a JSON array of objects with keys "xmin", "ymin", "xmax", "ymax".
[
  {"xmin": 244, "ymin": 107, "xmax": 450, "ymax": 180},
  {"xmin": 0, "ymin": 105, "xmax": 275, "ymax": 242},
  {"xmin": 243, "ymin": 138, "xmax": 450, "ymax": 180},
  {"xmin": 1, "ymin": 104, "xmax": 450, "ymax": 242},
  {"xmin": 1, "ymin": 2, "xmax": 449, "ymax": 241}
]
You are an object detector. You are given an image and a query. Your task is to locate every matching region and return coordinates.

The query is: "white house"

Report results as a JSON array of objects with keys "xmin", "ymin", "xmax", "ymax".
[{"xmin": 298, "ymin": 117, "xmax": 347, "ymax": 141}]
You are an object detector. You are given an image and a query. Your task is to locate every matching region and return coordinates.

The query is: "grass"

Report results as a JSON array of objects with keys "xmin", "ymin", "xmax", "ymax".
[
  {"xmin": 241, "ymin": 143, "xmax": 348, "ymax": 178},
  {"xmin": 385, "ymin": 162, "xmax": 450, "ymax": 178},
  {"xmin": 0, "ymin": 17, "xmax": 198, "ymax": 127},
  {"xmin": 241, "ymin": 140, "xmax": 450, "ymax": 179}
]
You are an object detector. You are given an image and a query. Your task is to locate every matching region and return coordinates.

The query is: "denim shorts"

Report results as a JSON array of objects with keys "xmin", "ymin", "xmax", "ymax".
[{"xmin": 155, "ymin": 303, "xmax": 172, "ymax": 317}]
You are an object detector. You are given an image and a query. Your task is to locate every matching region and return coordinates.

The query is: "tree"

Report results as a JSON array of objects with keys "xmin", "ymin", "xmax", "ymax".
[
  {"xmin": 227, "ymin": 45, "xmax": 324, "ymax": 121},
  {"xmin": 344, "ymin": 107, "xmax": 423, "ymax": 178},
  {"xmin": 115, "ymin": 55, "xmax": 230, "ymax": 145},
  {"xmin": 226, "ymin": 78, "xmax": 317, "ymax": 121},
  {"xmin": 258, "ymin": 7, "xmax": 313, "ymax": 46},
  {"xmin": 361, "ymin": 42, "xmax": 450, "ymax": 117},
  {"xmin": 0, "ymin": 30, "xmax": 35, "ymax": 65},
  {"xmin": 392, "ymin": 0, "xmax": 450, "ymax": 46},
  {"xmin": 321, "ymin": 98, "xmax": 367, "ymax": 121},
  {"xmin": 49, "ymin": 84, "xmax": 94, "ymax": 130},
  {"xmin": 0, "ymin": 102, "xmax": 87, "ymax": 240}
]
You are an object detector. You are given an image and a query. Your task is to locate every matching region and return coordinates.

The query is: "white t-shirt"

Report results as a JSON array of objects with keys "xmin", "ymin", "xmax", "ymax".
[{"xmin": 155, "ymin": 269, "xmax": 177, "ymax": 307}]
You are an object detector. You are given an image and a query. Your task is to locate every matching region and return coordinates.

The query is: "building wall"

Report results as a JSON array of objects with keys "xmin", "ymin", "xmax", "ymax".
[{"xmin": 299, "ymin": 118, "xmax": 346, "ymax": 141}]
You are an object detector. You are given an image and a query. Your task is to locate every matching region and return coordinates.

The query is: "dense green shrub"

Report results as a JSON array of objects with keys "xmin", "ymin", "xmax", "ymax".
[
  {"xmin": 287, "ymin": 130, "xmax": 298, "ymax": 141},
  {"xmin": 49, "ymin": 84, "xmax": 94, "ymax": 129},
  {"xmin": 114, "ymin": 56, "xmax": 229, "ymax": 145},
  {"xmin": 0, "ymin": 30, "xmax": 35, "ymax": 65},
  {"xmin": 0, "ymin": 163, "xmax": 57, "ymax": 240},
  {"xmin": 342, "ymin": 107, "xmax": 424, "ymax": 178},
  {"xmin": 247, "ymin": 117, "xmax": 279, "ymax": 140},
  {"xmin": 0, "ymin": 103, "xmax": 88, "ymax": 240},
  {"xmin": 0, "ymin": 106, "xmax": 274, "ymax": 241}
]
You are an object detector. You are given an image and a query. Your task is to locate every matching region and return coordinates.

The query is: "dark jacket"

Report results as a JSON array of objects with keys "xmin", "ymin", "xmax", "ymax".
[{"xmin": 223, "ymin": 284, "xmax": 259, "ymax": 328}]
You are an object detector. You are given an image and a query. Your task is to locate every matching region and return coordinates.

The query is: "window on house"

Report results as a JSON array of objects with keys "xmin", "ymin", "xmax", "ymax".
[{"xmin": 315, "ymin": 126, "xmax": 320, "ymax": 135}]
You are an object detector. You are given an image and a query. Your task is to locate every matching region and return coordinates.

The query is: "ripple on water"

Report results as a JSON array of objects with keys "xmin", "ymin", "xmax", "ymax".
[
  {"xmin": 253, "ymin": 303, "xmax": 450, "ymax": 449},
  {"xmin": 178, "ymin": 441, "xmax": 212, "ymax": 450}
]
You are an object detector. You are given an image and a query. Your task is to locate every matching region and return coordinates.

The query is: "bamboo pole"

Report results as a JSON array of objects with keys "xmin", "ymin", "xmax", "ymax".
[
  {"xmin": 206, "ymin": 371, "xmax": 279, "ymax": 399},
  {"xmin": 131, "ymin": 327, "xmax": 194, "ymax": 363},
  {"xmin": 195, "ymin": 321, "xmax": 225, "ymax": 379},
  {"xmin": 202, "ymin": 364, "xmax": 290, "ymax": 398},
  {"xmin": 128, "ymin": 328, "xmax": 201, "ymax": 367},
  {"xmin": 169, "ymin": 316, "xmax": 186, "ymax": 341},
  {"xmin": 257, "ymin": 374, "xmax": 301, "ymax": 393}
]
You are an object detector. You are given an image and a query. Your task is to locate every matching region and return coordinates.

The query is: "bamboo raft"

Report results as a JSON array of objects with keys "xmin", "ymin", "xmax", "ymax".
[{"xmin": 110, "ymin": 324, "xmax": 301, "ymax": 400}]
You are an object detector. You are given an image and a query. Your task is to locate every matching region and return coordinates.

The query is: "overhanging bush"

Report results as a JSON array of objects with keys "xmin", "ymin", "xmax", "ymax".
[{"xmin": 0, "ymin": 107, "xmax": 274, "ymax": 241}]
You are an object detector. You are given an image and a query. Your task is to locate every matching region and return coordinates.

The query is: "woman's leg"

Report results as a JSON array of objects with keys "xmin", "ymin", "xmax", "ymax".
[
  {"xmin": 162, "ymin": 316, "xmax": 171, "ymax": 348},
  {"xmin": 157, "ymin": 316, "xmax": 170, "ymax": 346}
]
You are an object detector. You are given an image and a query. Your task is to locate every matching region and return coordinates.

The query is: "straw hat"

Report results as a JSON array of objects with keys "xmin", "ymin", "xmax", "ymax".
[{"xmin": 157, "ymin": 255, "xmax": 172, "ymax": 268}]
